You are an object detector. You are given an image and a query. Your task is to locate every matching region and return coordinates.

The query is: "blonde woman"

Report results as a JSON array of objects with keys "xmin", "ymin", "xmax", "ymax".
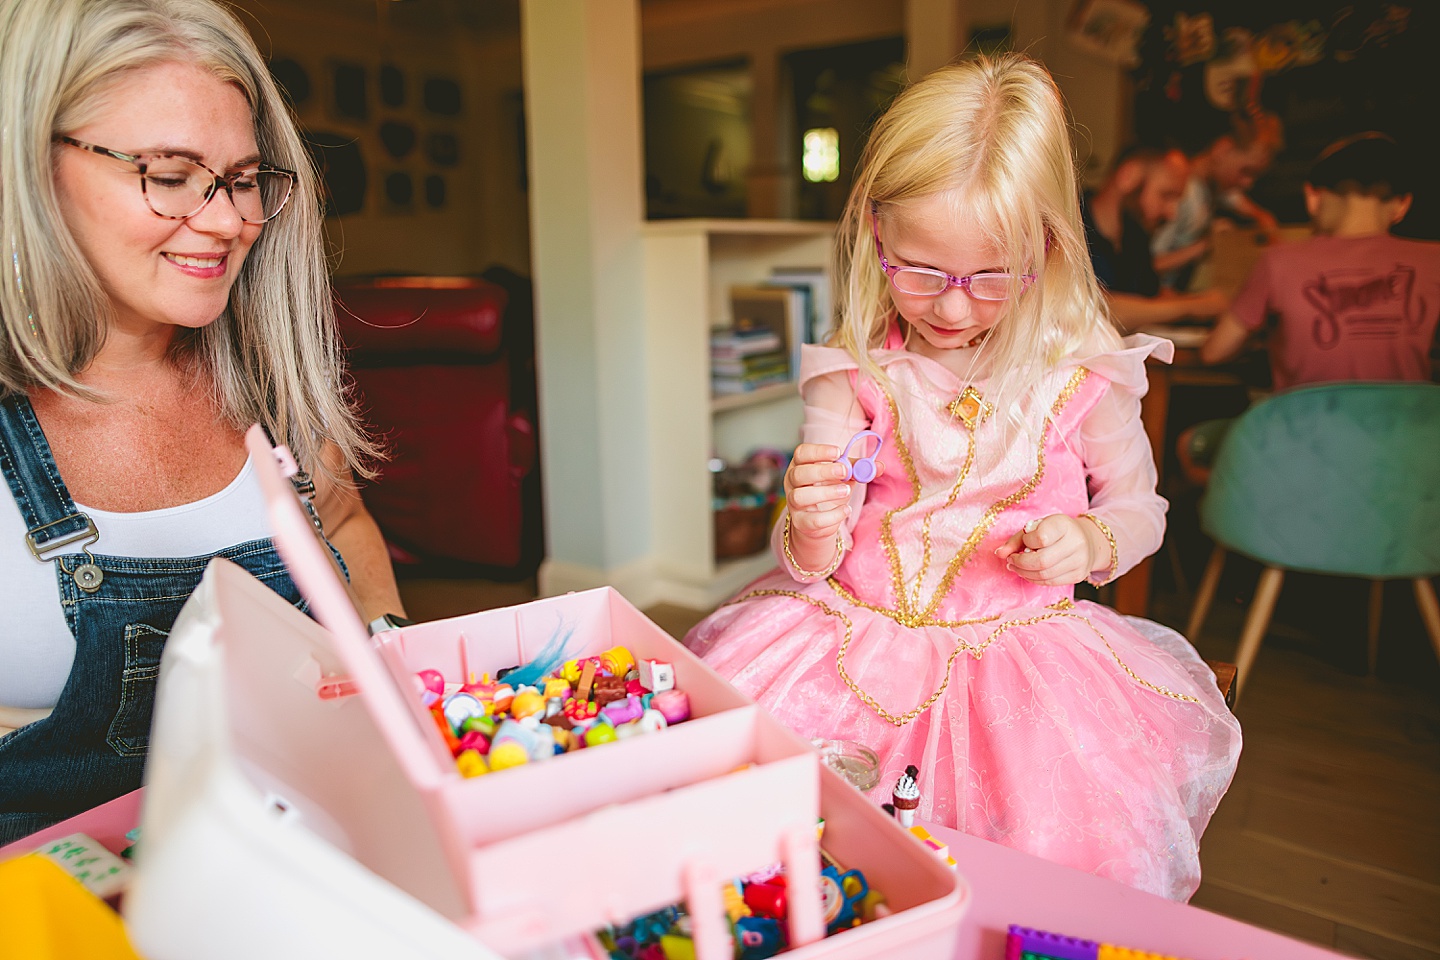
[
  {"xmin": 687, "ymin": 54, "xmax": 1239, "ymax": 900},
  {"xmin": 0, "ymin": 0, "xmax": 403, "ymax": 843}
]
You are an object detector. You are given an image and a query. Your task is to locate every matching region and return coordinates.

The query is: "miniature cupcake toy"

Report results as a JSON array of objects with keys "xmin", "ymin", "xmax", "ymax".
[{"xmin": 892, "ymin": 765, "xmax": 920, "ymax": 827}]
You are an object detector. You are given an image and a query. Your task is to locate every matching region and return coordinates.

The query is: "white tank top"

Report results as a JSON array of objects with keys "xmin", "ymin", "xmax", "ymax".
[{"xmin": 0, "ymin": 457, "xmax": 271, "ymax": 710}]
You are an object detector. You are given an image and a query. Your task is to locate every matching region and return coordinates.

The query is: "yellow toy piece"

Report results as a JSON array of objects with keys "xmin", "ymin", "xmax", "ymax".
[
  {"xmin": 659, "ymin": 932, "xmax": 696, "ymax": 960},
  {"xmin": 721, "ymin": 880, "xmax": 751, "ymax": 922},
  {"xmin": 487, "ymin": 740, "xmax": 530, "ymax": 770},
  {"xmin": 455, "ymin": 749, "xmax": 490, "ymax": 777},
  {"xmin": 1098, "ymin": 947, "xmax": 1185, "ymax": 960},
  {"xmin": 599, "ymin": 645, "xmax": 635, "ymax": 678},
  {"xmin": 907, "ymin": 825, "xmax": 957, "ymax": 868},
  {"xmin": 0, "ymin": 854, "xmax": 142, "ymax": 959}
]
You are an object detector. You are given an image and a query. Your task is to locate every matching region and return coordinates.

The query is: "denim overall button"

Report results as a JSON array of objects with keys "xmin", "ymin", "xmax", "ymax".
[{"xmin": 73, "ymin": 562, "xmax": 104, "ymax": 592}]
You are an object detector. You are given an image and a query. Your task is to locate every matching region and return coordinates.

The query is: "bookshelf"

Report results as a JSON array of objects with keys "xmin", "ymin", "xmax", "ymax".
[{"xmin": 644, "ymin": 219, "xmax": 834, "ymax": 609}]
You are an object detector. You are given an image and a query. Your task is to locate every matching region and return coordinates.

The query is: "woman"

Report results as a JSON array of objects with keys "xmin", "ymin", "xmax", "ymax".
[{"xmin": 0, "ymin": 0, "xmax": 405, "ymax": 843}]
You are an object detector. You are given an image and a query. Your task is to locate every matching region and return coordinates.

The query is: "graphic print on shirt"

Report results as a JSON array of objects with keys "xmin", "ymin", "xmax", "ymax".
[{"xmin": 1302, "ymin": 264, "xmax": 1422, "ymax": 348}]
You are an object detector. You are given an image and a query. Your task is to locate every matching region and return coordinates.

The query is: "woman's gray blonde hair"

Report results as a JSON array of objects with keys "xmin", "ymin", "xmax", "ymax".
[
  {"xmin": 833, "ymin": 53, "xmax": 1120, "ymax": 427},
  {"xmin": 0, "ymin": 0, "xmax": 377, "ymax": 477}
]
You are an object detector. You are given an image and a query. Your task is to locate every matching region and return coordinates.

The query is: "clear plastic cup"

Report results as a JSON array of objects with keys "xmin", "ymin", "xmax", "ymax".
[{"xmin": 810, "ymin": 738, "xmax": 880, "ymax": 792}]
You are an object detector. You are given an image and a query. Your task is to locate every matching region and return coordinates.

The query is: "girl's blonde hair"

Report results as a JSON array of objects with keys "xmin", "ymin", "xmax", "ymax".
[
  {"xmin": 834, "ymin": 53, "xmax": 1119, "ymax": 422},
  {"xmin": 0, "ymin": 0, "xmax": 377, "ymax": 477}
]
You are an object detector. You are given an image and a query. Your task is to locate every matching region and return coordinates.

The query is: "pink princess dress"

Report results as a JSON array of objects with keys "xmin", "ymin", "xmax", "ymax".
[{"xmin": 686, "ymin": 325, "xmax": 1241, "ymax": 901}]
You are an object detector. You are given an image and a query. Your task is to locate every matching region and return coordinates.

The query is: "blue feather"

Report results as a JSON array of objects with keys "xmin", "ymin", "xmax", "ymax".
[{"xmin": 505, "ymin": 616, "xmax": 578, "ymax": 689}]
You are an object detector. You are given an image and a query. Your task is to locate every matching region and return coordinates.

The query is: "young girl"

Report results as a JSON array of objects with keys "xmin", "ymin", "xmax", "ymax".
[{"xmin": 686, "ymin": 54, "xmax": 1241, "ymax": 901}]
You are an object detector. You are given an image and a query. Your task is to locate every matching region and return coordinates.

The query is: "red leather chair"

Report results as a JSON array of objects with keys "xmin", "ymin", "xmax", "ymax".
[{"xmin": 334, "ymin": 274, "xmax": 541, "ymax": 575}]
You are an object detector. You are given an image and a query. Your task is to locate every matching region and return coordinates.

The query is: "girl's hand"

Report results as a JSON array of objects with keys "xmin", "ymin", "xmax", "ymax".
[
  {"xmin": 784, "ymin": 443, "xmax": 854, "ymax": 542},
  {"xmin": 994, "ymin": 514, "xmax": 1107, "ymax": 587},
  {"xmin": 782, "ymin": 442, "xmax": 884, "ymax": 567}
]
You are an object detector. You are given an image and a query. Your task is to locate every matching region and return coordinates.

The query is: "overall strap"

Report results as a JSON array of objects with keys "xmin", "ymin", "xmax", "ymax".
[{"xmin": 0, "ymin": 393, "xmax": 98, "ymax": 561}]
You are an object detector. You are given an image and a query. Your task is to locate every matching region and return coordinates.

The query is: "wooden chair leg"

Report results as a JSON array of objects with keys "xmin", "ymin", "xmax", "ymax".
[
  {"xmin": 1367, "ymin": 580, "xmax": 1385, "ymax": 676},
  {"xmin": 1234, "ymin": 566, "xmax": 1284, "ymax": 704},
  {"xmin": 1414, "ymin": 578, "xmax": 1440, "ymax": 667},
  {"xmin": 1186, "ymin": 546, "xmax": 1226, "ymax": 641},
  {"xmin": 1166, "ymin": 535, "xmax": 1191, "ymax": 598}
]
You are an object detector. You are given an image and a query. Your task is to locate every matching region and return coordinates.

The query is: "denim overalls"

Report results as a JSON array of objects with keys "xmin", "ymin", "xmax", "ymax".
[{"xmin": 0, "ymin": 393, "xmax": 324, "ymax": 844}]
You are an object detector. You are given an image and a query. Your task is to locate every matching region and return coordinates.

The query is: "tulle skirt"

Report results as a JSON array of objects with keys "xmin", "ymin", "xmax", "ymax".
[{"xmin": 686, "ymin": 574, "xmax": 1242, "ymax": 901}]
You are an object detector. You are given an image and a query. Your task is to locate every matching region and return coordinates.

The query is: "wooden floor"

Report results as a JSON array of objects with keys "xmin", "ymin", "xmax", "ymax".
[
  {"xmin": 398, "ymin": 562, "xmax": 1440, "ymax": 959},
  {"xmin": 1155, "ymin": 571, "xmax": 1440, "ymax": 960}
]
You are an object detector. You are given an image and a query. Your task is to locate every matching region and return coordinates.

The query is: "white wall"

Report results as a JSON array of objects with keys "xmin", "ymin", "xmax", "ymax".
[{"xmin": 523, "ymin": 0, "xmax": 655, "ymax": 600}]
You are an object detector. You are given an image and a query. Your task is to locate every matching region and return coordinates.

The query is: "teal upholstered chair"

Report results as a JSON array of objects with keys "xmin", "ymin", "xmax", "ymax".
[{"xmin": 1185, "ymin": 382, "xmax": 1440, "ymax": 703}]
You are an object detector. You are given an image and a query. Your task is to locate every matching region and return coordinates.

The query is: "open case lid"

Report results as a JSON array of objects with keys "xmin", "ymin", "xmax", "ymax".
[{"xmin": 243, "ymin": 425, "xmax": 454, "ymax": 788}]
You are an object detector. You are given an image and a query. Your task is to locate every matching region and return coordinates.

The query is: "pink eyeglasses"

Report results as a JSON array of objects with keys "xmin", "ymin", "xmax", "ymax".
[{"xmin": 869, "ymin": 201, "xmax": 1036, "ymax": 301}]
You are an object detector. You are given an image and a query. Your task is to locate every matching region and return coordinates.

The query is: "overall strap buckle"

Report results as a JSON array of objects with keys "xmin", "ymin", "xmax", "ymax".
[{"xmin": 26, "ymin": 514, "xmax": 100, "ymax": 562}]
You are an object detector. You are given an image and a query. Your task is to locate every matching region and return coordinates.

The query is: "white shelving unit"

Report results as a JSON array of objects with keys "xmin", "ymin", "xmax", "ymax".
[{"xmin": 644, "ymin": 219, "xmax": 834, "ymax": 610}]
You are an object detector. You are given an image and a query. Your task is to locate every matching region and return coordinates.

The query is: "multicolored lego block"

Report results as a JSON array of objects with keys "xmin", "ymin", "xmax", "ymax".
[{"xmin": 1006, "ymin": 924, "xmax": 1189, "ymax": 960}]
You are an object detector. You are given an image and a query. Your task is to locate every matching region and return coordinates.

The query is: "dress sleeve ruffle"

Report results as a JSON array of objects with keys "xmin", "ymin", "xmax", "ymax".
[
  {"xmin": 1074, "ymin": 333, "xmax": 1173, "ymax": 397},
  {"xmin": 1071, "ymin": 333, "xmax": 1171, "ymax": 582},
  {"xmin": 797, "ymin": 342, "xmax": 860, "ymax": 392}
]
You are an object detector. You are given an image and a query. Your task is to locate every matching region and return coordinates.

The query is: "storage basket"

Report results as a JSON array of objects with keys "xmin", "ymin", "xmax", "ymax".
[{"xmin": 714, "ymin": 503, "xmax": 772, "ymax": 559}]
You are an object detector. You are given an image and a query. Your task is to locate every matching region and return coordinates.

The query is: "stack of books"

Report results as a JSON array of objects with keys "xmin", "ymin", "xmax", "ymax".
[
  {"xmin": 710, "ymin": 325, "xmax": 789, "ymax": 395},
  {"xmin": 767, "ymin": 265, "xmax": 833, "ymax": 347}
]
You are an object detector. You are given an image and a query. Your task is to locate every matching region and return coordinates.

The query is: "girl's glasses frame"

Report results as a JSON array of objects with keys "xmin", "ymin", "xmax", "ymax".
[
  {"xmin": 869, "ymin": 200, "xmax": 1035, "ymax": 301},
  {"xmin": 54, "ymin": 135, "xmax": 297, "ymax": 225}
]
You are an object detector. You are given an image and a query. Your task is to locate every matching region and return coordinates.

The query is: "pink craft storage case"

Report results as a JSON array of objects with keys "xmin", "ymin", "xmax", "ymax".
[{"xmin": 127, "ymin": 426, "xmax": 968, "ymax": 959}]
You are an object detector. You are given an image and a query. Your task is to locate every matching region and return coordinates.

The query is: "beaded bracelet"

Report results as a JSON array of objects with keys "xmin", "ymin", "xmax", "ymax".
[
  {"xmin": 1080, "ymin": 513, "xmax": 1119, "ymax": 587},
  {"xmin": 781, "ymin": 513, "xmax": 846, "ymax": 580}
]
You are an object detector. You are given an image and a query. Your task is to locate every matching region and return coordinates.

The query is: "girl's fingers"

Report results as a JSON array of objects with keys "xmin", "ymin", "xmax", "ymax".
[
  {"xmin": 793, "ymin": 443, "xmax": 841, "ymax": 464},
  {"xmin": 791, "ymin": 504, "xmax": 849, "ymax": 539},
  {"xmin": 789, "ymin": 483, "xmax": 851, "ymax": 510},
  {"xmin": 993, "ymin": 530, "xmax": 1026, "ymax": 560},
  {"xmin": 786, "ymin": 459, "xmax": 850, "ymax": 496},
  {"xmin": 1004, "ymin": 540, "xmax": 1087, "ymax": 584}
]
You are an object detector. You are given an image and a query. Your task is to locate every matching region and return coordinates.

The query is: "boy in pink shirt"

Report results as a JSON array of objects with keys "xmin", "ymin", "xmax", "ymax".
[{"xmin": 1201, "ymin": 133, "xmax": 1440, "ymax": 388}]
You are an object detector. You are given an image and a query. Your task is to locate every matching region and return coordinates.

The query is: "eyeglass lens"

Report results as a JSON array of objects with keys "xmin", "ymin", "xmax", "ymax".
[
  {"xmin": 143, "ymin": 157, "xmax": 292, "ymax": 222},
  {"xmin": 891, "ymin": 269, "xmax": 1016, "ymax": 300}
]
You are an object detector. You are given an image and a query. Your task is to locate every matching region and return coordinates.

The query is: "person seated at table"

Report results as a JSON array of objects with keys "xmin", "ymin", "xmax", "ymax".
[
  {"xmin": 0, "ymin": 0, "xmax": 406, "ymax": 844},
  {"xmin": 1151, "ymin": 109, "xmax": 1284, "ymax": 291},
  {"xmin": 1200, "ymin": 132, "xmax": 1439, "ymax": 388},
  {"xmin": 1082, "ymin": 145, "xmax": 1228, "ymax": 332}
]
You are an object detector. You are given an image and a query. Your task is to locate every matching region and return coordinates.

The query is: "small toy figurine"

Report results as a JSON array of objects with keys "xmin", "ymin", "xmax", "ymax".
[
  {"xmin": 819, "ymin": 864, "xmax": 868, "ymax": 934},
  {"xmin": 508, "ymin": 688, "xmax": 546, "ymax": 720},
  {"xmin": 490, "ymin": 682, "xmax": 515, "ymax": 714},
  {"xmin": 891, "ymin": 764, "xmax": 920, "ymax": 827},
  {"xmin": 416, "ymin": 668, "xmax": 446, "ymax": 707},
  {"xmin": 734, "ymin": 916, "xmax": 783, "ymax": 960},
  {"xmin": 742, "ymin": 880, "xmax": 787, "ymax": 920},
  {"xmin": 638, "ymin": 658, "xmax": 675, "ymax": 693},
  {"xmin": 601, "ymin": 694, "xmax": 645, "ymax": 725},
  {"xmin": 599, "ymin": 645, "xmax": 636, "ymax": 678},
  {"xmin": 455, "ymin": 750, "xmax": 489, "ymax": 778},
  {"xmin": 442, "ymin": 691, "xmax": 487, "ymax": 730},
  {"xmin": 722, "ymin": 880, "xmax": 751, "ymax": 922},
  {"xmin": 592, "ymin": 674, "xmax": 628, "ymax": 707},
  {"xmin": 650, "ymin": 689, "xmax": 691, "ymax": 724}
]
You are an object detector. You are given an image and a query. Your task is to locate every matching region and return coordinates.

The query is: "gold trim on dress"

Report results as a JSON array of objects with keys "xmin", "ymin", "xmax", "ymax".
[
  {"xmin": 878, "ymin": 367, "xmax": 1090, "ymax": 627},
  {"xmin": 833, "ymin": 605, "xmax": 1198, "ymax": 728},
  {"xmin": 724, "ymin": 366, "xmax": 1195, "ymax": 727}
]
